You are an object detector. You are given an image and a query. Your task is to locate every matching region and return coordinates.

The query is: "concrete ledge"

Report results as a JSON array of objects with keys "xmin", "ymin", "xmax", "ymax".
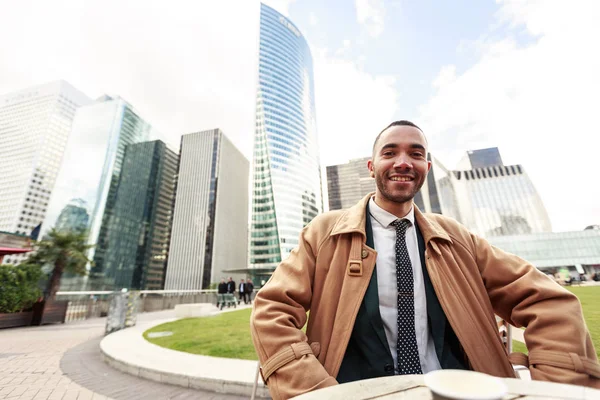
[
  {"xmin": 100, "ymin": 312, "xmax": 270, "ymax": 398},
  {"xmin": 174, "ymin": 303, "xmax": 216, "ymax": 318}
]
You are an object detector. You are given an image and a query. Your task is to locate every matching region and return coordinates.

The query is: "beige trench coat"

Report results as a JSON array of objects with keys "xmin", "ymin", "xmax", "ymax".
[{"xmin": 250, "ymin": 194, "xmax": 600, "ymax": 399}]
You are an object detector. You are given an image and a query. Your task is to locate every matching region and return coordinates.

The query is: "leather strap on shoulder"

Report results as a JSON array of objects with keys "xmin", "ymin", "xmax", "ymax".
[{"xmin": 260, "ymin": 342, "xmax": 314, "ymax": 383}]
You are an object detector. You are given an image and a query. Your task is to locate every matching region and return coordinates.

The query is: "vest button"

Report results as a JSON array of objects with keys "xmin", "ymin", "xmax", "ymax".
[
  {"xmin": 384, "ymin": 364, "xmax": 394, "ymax": 373},
  {"xmin": 361, "ymin": 249, "xmax": 368, "ymax": 259}
]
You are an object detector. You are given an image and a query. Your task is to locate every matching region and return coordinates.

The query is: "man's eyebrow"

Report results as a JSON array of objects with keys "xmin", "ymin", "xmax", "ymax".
[
  {"xmin": 410, "ymin": 144, "xmax": 426, "ymax": 151},
  {"xmin": 379, "ymin": 143, "xmax": 426, "ymax": 152}
]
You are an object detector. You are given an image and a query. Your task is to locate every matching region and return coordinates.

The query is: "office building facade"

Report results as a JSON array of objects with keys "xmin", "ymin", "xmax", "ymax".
[
  {"xmin": 326, "ymin": 157, "xmax": 374, "ymax": 210},
  {"xmin": 457, "ymin": 147, "xmax": 504, "ymax": 170},
  {"xmin": 164, "ymin": 129, "xmax": 248, "ymax": 290},
  {"xmin": 0, "ymin": 81, "xmax": 91, "ymax": 264},
  {"xmin": 55, "ymin": 198, "xmax": 90, "ymax": 233},
  {"xmin": 42, "ymin": 95, "xmax": 157, "ymax": 289},
  {"xmin": 94, "ymin": 140, "xmax": 177, "ymax": 290},
  {"xmin": 249, "ymin": 4, "xmax": 322, "ymax": 275}
]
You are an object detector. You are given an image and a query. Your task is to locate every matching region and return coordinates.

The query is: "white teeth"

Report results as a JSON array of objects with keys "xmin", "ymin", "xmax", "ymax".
[{"xmin": 390, "ymin": 176, "xmax": 412, "ymax": 182}]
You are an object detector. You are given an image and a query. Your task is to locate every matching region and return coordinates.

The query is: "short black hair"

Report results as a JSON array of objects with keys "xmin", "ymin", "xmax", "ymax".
[{"xmin": 372, "ymin": 120, "xmax": 426, "ymax": 155}]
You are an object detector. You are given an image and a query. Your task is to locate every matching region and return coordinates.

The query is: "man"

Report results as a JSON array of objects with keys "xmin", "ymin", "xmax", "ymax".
[
  {"xmin": 227, "ymin": 276, "xmax": 236, "ymax": 295},
  {"xmin": 250, "ymin": 121, "xmax": 600, "ymax": 400},
  {"xmin": 239, "ymin": 279, "xmax": 247, "ymax": 304},
  {"xmin": 245, "ymin": 278, "xmax": 254, "ymax": 304},
  {"xmin": 217, "ymin": 278, "xmax": 228, "ymax": 308}
]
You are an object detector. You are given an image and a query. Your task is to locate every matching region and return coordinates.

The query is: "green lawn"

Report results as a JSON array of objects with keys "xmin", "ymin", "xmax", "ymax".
[
  {"xmin": 144, "ymin": 308, "xmax": 258, "ymax": 360},
  {"xmin": 145, "ymin": 286, "xmax": 600, "ymax": 361},
  {"xmin": 512, "ymin": 286, "xmax": 600, "ymax": 358}
]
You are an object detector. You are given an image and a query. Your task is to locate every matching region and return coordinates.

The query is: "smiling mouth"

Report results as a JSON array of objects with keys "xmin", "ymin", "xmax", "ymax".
[{"xmin": 389, "ymin": 176, "xmax": 414, "ymax": 182}]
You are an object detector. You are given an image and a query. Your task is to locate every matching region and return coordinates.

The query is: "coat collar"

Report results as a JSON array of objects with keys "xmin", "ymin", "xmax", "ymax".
[{"xmin": 330, "ymin": 192, "xmax": 453, "ymax": 245}]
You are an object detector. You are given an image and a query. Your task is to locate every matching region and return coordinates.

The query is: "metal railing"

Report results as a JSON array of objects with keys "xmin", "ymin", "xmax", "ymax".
[{"xmin": 56, "ymin": 290, "xmax": 219, "ymax": 323}]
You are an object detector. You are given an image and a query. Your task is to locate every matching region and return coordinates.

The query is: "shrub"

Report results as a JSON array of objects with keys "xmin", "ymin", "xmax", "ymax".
[{"xmin": 0, "ymin": 264, "xmax": 43, "ymax": 313}]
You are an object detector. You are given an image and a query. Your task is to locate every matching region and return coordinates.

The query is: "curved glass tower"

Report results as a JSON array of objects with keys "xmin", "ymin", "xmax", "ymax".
[{"xmin": 250, "ymin": 4, "xmax": 322, "ymax": 274}]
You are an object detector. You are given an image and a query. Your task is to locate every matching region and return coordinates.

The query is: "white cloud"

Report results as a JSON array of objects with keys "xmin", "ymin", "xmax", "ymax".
[
  {"xmin": 312, "ymin": 47, "xmax": 398, "ymax": 167},
  {"xmin": 0, "ymin": 0, "xmax": 261, "ymax": 158},
  {"xmin": 309, "ymin": 11, "xmax": 318, "ymax": 26},
  {"xmin": 419, "ymin": 0, "xmax": 600, "ymax": 231},
  {"xmin": 355, "ymin": 0, "xmax": 386, "ymax": 38},
  {"xmin": 262, "ymin": 0, "xmax": 297, "ymax": 17}
]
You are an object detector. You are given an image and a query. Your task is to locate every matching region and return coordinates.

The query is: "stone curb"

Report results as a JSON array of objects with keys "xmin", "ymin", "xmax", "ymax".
[{"xmin": 99, "ymin": 316, "xmax": 270, "ymax": 398}]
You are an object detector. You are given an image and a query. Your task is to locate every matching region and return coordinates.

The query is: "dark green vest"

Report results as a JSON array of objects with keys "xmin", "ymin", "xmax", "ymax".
[{"xmin": 337, "ymin": 206, "xmax": 468, "ymax": 383}]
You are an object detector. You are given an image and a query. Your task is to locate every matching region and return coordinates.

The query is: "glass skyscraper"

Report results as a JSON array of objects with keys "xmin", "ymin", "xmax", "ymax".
[
  {"xmin": 0, "ymin": 81, "xmax": 91, "ymax": 265},
  {"xmin": 249, "ymin": 4, "xmax": 323, "ymax": 274},
  {"xmin": 97, "ymin": 140, "xmax": 178, "ymax": 290},
  {"xmin": 55, "ymin": 198, "xmax": 90, "ymax": 233},
  {"xmin": 42, "ymin": 95, "xmax": 157, "ymax": 289}
]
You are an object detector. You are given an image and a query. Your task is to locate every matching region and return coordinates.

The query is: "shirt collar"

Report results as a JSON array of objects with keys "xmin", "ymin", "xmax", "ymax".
[{"xmin": 368, "ymin": 196, "xmax": 414, "ymax": 228}]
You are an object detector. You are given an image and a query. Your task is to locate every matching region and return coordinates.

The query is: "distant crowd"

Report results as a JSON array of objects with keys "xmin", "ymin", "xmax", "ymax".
[{"xmin": 217, "ymin": 276, "xmax": 254, "ymax": 304}]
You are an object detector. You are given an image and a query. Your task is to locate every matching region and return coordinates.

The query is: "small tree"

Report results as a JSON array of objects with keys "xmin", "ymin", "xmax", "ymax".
[{"xmin": 23, "ymin": 229, "xmax": 93, "ymax": 301}]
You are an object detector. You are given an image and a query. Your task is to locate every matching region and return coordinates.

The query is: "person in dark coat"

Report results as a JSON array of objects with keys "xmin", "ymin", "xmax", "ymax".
[
  {"xmin": 245, "ymin": 278, "xmax": 255, "ymax": 304},
  {"xmin": 227, "ymin": 276, "xmax": 236, "ymax": 294}
]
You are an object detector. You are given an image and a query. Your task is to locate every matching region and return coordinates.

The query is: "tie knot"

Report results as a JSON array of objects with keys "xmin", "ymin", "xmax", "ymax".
[{"xmin": 391, "ymin": 219, "xmax": 411, "ymax": 236}]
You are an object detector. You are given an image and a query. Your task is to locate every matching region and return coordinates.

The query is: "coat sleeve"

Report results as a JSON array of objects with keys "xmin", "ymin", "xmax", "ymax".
[
  {"xmin": 250, "ymin": 225, "xmax": 338, "ymax": 400},
  {"xmin": 471, "ymin": 233, "xmax": 600, "ymax": 388}
]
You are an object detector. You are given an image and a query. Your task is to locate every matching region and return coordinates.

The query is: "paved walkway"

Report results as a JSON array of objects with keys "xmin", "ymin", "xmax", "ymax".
[{"xmin": 0, "ymin": 310, "xmax": 250, "ymax": 399}]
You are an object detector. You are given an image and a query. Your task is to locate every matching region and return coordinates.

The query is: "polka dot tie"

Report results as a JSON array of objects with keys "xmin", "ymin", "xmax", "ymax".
[{"xmin": 390, "ymin": 219, "xmax": 422, "ymax": 375}]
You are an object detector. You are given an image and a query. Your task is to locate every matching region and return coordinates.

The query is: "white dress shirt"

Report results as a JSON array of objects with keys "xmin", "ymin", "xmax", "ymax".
[{"xmin": 369, "ymin": 197, "xmax": 442, "ymax": 374}]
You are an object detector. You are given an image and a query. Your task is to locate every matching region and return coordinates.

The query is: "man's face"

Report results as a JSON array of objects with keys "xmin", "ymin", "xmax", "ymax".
[{"xmin": 368, "ymin": 125, "xmax": 431, "ymax": 209}]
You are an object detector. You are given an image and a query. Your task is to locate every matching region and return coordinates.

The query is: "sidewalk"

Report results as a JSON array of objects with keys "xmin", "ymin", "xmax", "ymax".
[
  {"xmin": 0, "ymin": 308, "xmax": 254, "ymax": 399},
  {"xmin": 100, "ymin": 304, "xmax": 269, "ymax": 398}
]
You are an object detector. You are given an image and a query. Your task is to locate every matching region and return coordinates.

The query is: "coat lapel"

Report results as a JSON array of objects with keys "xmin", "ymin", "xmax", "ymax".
[
  {"xmin": 364, "ymin": 203, "xmax": 392, "ymax": 354},
  {"xmin": 415, "ymin": 222, "xmax": 446, "ymax": 361}
]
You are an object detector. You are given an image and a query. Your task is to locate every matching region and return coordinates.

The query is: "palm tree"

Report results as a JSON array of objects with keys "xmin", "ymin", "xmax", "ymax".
[{"xmin": 23, "ymin": 229, "xmax": 93, "ymax": 301}]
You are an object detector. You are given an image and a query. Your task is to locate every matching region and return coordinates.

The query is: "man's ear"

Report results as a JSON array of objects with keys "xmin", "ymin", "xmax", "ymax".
[{"xmin": 367, "ymin": 160, "xmax": 375, "ymax": 177}]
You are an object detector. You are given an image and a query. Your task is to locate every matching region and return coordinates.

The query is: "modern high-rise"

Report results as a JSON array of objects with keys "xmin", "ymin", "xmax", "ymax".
[
  {"xmin": 42, "ymin": 95, "xmax": 157, "ymax": 289},
  {"xmin": 55, "ymin": 198, "xmax": 90, "ymax": 233},
  {"xmin": 96, "ymin": 140, "xmax": 177, "ymax": 290},
  {"xmin": 249, "ymin": 4, "xmax": 323, "ymax": 276},
  {"xmin": 442, "ymin": 163, "xmax": 552, "ymax": 237},
  {"xmin": 164, "ymin": 129, "xmax": 249, "ymax": 290},
  {"xmin": 0, "ymin": 81, "xmax": 91, "ymax": 265},
  {"xmin": 326, "ymin": 157, "xmax": 374, "ymax": 210},
  {"xmin": 457, "ymin": 147, "xmax": 504, "ymax": 170}
]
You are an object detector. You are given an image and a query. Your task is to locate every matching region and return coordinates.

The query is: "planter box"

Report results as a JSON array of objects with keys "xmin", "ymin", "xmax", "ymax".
[
  {"xmin": 31, "ymin": 300, "xmax": 68, "ymax": 326},
  {"xmin": 0, "ymin": 311, "xmax": 33, "ymax": 329}
]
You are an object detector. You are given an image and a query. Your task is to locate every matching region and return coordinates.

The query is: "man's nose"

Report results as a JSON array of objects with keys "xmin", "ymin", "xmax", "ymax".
[{"xmin": 393, "ymin": 154, "xmax": 412, "ymax": 169}]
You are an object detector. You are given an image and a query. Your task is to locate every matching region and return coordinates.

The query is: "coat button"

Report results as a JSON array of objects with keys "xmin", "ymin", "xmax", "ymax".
[
  {"xmin": 361, "ymin": 249, "xmax": 368, "ymax": 259},
  {"xmin": 384, "ymin": 364, "xmax": 394, "ymax": 373}
]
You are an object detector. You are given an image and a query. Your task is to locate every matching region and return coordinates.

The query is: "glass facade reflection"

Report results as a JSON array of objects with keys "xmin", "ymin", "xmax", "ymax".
[
  {"xmin": 96, "ymin": 140, "xmax": 177, "ymax": 290},
  {"xmin": 249, "ymin": 4, "xmax": 322, "ymax": 271},
  {"xmin": 444, "ymin": 164, "xmax": 552, "ymax": 237},
  {"xmin": 489, "ymin": 229, "xmax": 600, "ymax": 276},
  {"xmin": 42, "ymin": 95, "xmax": 157, "ymax": 290},
  {"xmin": 55, "ymin": 198, "xmax": 89, "ymax": 233}
]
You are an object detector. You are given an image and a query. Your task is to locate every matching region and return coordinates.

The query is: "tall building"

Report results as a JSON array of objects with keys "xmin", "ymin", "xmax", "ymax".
[
  {"xmin": 326, "ymin": 157, "xmax": 374, "ymax": 210},
  {"xmin": 0, "ymin": 81, "xmax": 91, "ymax": 264},
  {"xmin": 443, "ymin": 163, "xmax": 552, "ymax": 237},
  {"xmin": 42, "ymin": 95, "xmax": 157, "ymax": 289},
  {"xmin": 249, "ymin": 4, "xmax": 322, "ymax": 276},
  {"xmin": 457, "ymin": 147, "xmax": 504, "ymax": 170},
  {"xmin": 95, "ymin": 140, "xmax": 177, "ymax": 290},
  {"xmin": 164, "ymin": 129, "xmax": 249, "ymax": 290},
  {"xmin": 55, "ymin": 198, "xmax": 89, "ymax": 233}
]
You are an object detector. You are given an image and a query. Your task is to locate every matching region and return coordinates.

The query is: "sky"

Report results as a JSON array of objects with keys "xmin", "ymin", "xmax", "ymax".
[{"xmin": 0, "ymin": 0, "xmax": 599, "ymax": 232}]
